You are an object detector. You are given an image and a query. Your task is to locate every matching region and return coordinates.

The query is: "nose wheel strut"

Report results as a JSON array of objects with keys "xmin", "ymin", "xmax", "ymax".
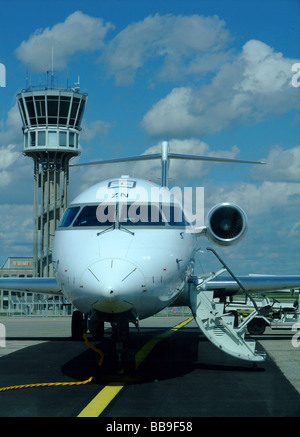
[{"xmin": 111, "ymin": 321, "xmax": 130, "ymax": 364}]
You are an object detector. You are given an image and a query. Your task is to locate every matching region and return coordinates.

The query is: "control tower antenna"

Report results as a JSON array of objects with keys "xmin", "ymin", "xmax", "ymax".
[
  {"xmin": 51, "ymin": 47, "xmax": 54, "ymax": 89},
  {"xmin": 17, "ymin": 79, "xmax": 88, "ymax": 277}
]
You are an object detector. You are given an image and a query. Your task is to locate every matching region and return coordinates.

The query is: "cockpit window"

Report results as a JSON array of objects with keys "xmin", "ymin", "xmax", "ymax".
[
  {"xmin": 58, "ymin": 206, "xmax": 80, "ymax": 227},
  {"xmin": 59, "ymin": 203, "xmax": 188, "ymax": 228},
  {"xmin": 73, "ymin": 205, "xmax": 116, "ymax": 227},
  {"xmin": 72, "ymin": 203, "xmax": 165, "ymax": 227},
  {"xmin": 166, "ymin": 205, "xmax": 189, "ymax": 227},
  {"xmin": 119, "ymin": 203, "xmax": 164, "ymax": 226}
]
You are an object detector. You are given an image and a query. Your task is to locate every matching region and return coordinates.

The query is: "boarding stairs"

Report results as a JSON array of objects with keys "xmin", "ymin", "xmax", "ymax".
[{"xmin": 189, "ymin": 249, "xmax": 266, "ymax": 362}]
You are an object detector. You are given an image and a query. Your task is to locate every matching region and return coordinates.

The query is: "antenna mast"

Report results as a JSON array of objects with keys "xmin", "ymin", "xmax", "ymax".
[{"xmin": 51, "ymin": 47, "xmax": 54, "ymax": 88}]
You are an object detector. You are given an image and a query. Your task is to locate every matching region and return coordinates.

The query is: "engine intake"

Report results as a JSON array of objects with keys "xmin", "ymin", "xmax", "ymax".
[{"xmin": 206, "ymin": 203, "xmax": 248, "ymax": 246}]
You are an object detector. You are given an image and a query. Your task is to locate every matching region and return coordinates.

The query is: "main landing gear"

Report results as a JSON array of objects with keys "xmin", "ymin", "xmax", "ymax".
[{"xmin": 71, "ymin": 310, "xmax": 84, "ymax": 341}]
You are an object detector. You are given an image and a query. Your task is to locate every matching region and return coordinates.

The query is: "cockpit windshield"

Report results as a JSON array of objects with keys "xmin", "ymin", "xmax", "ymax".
[
  {"xmin": 58, "ymin": 206, "xmax": 80, "ymax": 227},
  {"xmin": 58, "ymin": 202, "xmax": 189, "ymax": 228}
]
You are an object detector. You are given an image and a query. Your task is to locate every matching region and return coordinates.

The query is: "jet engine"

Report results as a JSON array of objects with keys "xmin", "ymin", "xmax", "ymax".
[{"xmin": 206, "ymin": 203, "xmax": 248, "ymax": 246}]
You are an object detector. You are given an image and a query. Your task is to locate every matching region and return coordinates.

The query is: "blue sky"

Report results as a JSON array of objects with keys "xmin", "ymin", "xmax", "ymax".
[{"xmin": 0, "ymin": 0, "xmax": 299, "ymax": 276}]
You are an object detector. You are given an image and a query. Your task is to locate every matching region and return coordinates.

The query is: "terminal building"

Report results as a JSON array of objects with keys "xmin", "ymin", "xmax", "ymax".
[{"xmin": 0, "ymin": 257, "xmax": 34, "ymax": 311}]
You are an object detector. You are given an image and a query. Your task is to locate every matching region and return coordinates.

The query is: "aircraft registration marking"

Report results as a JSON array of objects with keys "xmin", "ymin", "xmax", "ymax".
[{"xmin": 77, "ymin": 317, "xmax": 193, "ymax": 417}]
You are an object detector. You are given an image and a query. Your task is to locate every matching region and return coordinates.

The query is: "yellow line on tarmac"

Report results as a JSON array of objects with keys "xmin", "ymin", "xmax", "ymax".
[
  {"xmin": 77, "ymin": 382, "xmax": 125, "ymax": 417},
  {"xmin": 77, "ymin": 317, "xmax": 193, "ymax": 417}
]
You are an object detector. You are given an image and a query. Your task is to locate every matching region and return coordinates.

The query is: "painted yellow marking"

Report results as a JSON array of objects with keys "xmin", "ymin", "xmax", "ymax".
[
  {"xmin": 77, "ymin": 317, "xmax": 193, "ymax": 417},
  {"xmin": 77, "ymin": 382, "xmax": 125, "ymax": 417},
  {"xmin": 135, "ymin": 317, "xmax": 193, "ymax": 369}
]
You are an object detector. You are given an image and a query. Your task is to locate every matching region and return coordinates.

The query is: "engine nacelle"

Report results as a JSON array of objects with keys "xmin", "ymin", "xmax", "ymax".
[{"xmin": 206, "ymin": 203, "xmax": 248, "ymax": 246}]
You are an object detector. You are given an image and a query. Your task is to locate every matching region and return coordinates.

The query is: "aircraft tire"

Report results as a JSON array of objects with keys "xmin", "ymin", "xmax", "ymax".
[
  {"xmin": 72, "ymin": 310, "xmax": 84, "ymax": 340},
  {"xmin": 93, "ymin": 321, "xmax": 104, "ymax": 341},
  {"xmin": 247, "ymin": 318, "xmax": 266, "ymax": 335}
]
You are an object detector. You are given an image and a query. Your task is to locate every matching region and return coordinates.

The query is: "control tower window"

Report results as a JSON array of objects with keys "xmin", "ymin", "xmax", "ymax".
[
  {"xmin": 75, "ymin": 99, "xmax": 85, "ymax": 128},
  {"xmin": 69, "ymin": 97, "xmax": 80, "ymax": 127},
  {"xmin": 35, "ymin": 96, "xmax": 46, "ymax": 125},
  {"xmin": 38, "ymin": 131, "xmax": 45, "ymax": 146},
  {"xmin": 25, "ymin": 97, "xmax": 37, "ymax": 126},
  {"xmin": 30, "ymin": 131, "xmax": 36, "ymax": 147},
  {"xmin": 18, "ymin": 98, "xmax": 28, "ymax": 125},
  {"xmin": 48, "ymin": 131, "xmax": 57, "ymax": 146},
  {"xmin": 59, "ymin": 96, "xmax": 71, "ymax": 125},
  {"xmin": 59, "ymin": 132, "xmax": 67, "ymax": 147},
  {"xmin": 69, "ymin": 132, "xmax": 75, "ymax": 147},
  {"xmin": 47, "ymin": 96, "xmax": 58, "ymax": 124}
]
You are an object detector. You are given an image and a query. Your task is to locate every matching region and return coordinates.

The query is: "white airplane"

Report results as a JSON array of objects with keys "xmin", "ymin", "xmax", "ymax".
[{"xmin": 1, "ymin": 141, "xmax": 300, "ymax": 363}]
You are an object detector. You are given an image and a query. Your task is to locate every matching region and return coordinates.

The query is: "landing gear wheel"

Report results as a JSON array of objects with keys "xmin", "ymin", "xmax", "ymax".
[
  {"xmin": 110, "ymin": 321, "xmax": 131, "ymax": 370},
  {"xmin": 247, "ymin": 318, "xmax": 266, "ymax": 335},
  {"xmin": 93, "ymin": 321, "xmax": 104, "ymax": 341},
  {"xmin": 71, "ymin": 311, "xmax": 84, "ymax": 340}
]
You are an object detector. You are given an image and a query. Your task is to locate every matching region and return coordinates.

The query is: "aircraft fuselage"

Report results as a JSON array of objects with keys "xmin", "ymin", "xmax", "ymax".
[{"xmin": 52, "ymin": 177, "xmax": 197, "ymax": 321}]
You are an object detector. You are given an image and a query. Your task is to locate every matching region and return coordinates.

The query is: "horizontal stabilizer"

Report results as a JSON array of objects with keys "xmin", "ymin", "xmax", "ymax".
[
  {"xmin": 70, "ymin": 141, "xmax": 265, "ymax": 187},
  {"xmin": 70, "ymin": 153, "xmax": 161, "ymax": 167},
  {"xmin": 70, "ymin": 151, "xmax": 265, "ymax": 167}
]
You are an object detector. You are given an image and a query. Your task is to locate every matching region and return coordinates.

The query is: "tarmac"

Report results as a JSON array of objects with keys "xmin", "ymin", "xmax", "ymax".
[{"xmin": 0, "ymin": 316, "xmax": 299, "ymax": 417}]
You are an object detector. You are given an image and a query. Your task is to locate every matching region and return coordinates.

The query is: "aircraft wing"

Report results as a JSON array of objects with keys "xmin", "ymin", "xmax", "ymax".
[
  {"xmin": 174, "ymin": 274, "xmax": 300, "ymax": 306},
  {"xmin": 0, "ymin": 277, "xmax": 62, "ymax": 295},
  {"xmin": 201, "ymin": 275, "xmax": 300, "ymax": 294}
]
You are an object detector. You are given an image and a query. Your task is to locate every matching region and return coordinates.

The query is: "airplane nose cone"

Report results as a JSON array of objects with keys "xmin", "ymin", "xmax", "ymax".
[{"xmin": 80, "ymin": 258, "xmax": 145, "ymax": 313}]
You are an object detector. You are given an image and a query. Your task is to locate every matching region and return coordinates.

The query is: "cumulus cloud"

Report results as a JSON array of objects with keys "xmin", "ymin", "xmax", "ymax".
[
  {"xmin": 0, "ymin": 144, "xmax": 21, "ymax": 187},
  {"xmin": 0, "ymin": 104, "xmax": 23, "ymax": 146},
  {"xmin": 15, "ymin": 11, "xmax": 114, "ymax": 72},
  {"xmin": 102, "ymin": 13, "xmax": 231, "ymax": 85},
  {"xmin": 251, "ymin": 145, "xmax": 300, "ymax": 182},
  {"xmin": 212, "ymin": 181, "xmax": 300, "ymax": 215},
  {"xmin": 0, "ymin": 205, "xmax": 33, "ymax": 264},
  {"xmin": 141, "ymin": 40, "xmax": 300, "ymax": 138},
  {"xmin": 80, "ymin": 119, "xmax": 112, "ymax": 142}
]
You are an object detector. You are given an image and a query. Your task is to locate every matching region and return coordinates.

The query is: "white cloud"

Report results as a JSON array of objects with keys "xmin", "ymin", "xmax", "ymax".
[
  {"xmin": 0, "ymin": 144, "xmax": 27, "ymax": 188},
  {"xmin": 0, "ymin": 205, "xmax": 33, "ymax": 264},
  {"xmin": 102, "ymin": 13, "xmax": 231, "ymax": 85},
  {"xmin": 0, "ymin": 144, "xmax": 20, "ymax": 171},
  {"xmin": 290, "ymin": 221, "xmax": 300, "ymax": 237},
  {"xmin": 15, "ymin": 11, "xmax": 114, "ymax": 72},
  {"xmin": 80, "ymin": 119, "xmax": 112, "ymax": 142},
  {"xmin": 141, "ymin": 40, "xmax": 300, "ymax": 138},
  {"xmin": 0, "ymin": 104, "xmax": 23, "ymax": 146},
  {"xmin": 205, "ymin": 180, "xmax": 300, "ymax": 217},
  {"xmin": 251, "ymin": 145, "xmax": 300, "ymax": 182}
]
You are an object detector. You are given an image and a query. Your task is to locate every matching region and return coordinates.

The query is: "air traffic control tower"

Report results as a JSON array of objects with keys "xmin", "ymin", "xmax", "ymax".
[{"xmin": 17, "ymin": 82, "xmax": 87, "ymax": 277}]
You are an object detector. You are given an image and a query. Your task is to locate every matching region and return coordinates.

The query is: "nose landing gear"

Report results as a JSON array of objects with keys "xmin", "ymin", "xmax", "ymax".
[
  {"xmin": 71, "ymin": 310, "xmax": 137, "ymax": 371},
  {"xmin": 111, "ymin": 321, "xmax": 130, "ymax": 366}
]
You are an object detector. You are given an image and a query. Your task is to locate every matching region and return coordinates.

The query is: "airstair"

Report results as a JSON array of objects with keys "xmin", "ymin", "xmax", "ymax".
[{"xmin": 189, "ymin": 248, "xmax": 266, "ymax": 362}]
